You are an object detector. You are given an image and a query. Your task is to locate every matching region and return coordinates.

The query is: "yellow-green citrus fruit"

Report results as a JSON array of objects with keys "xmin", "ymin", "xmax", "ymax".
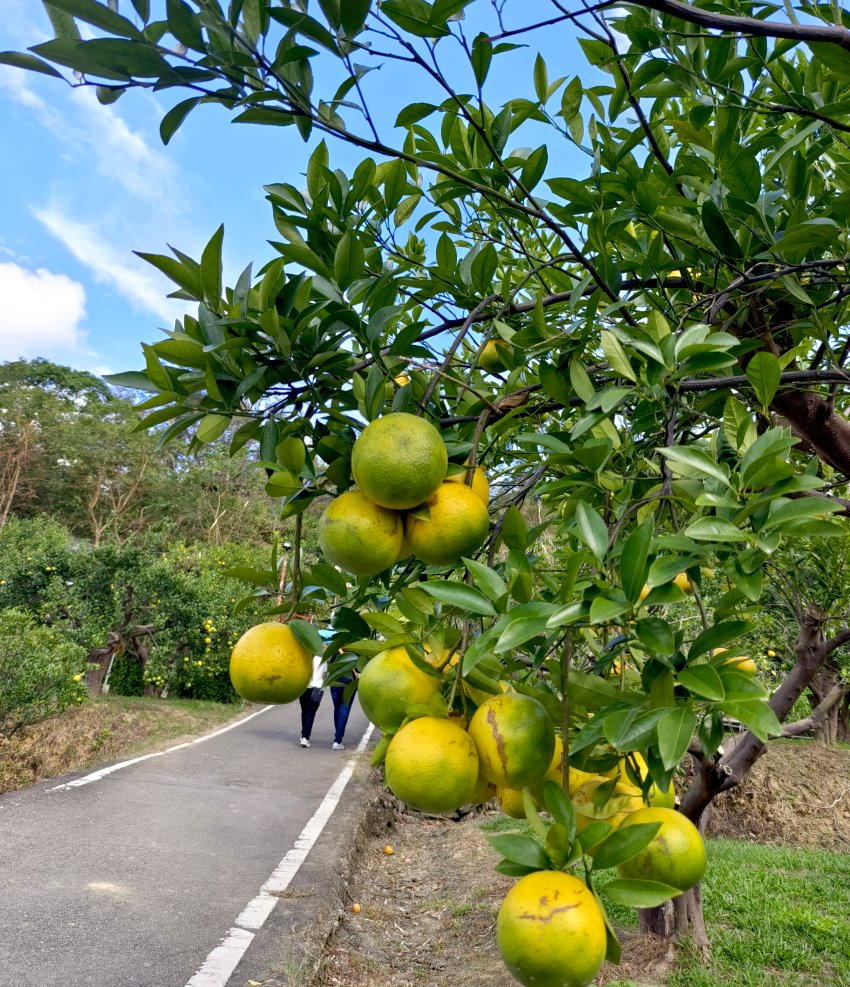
[
  {"xmin": 229, "ymin": 622, "xmax": 312, "ymax": 704},
  {"xmin": 616, "ymin": 807, "xmax": 707, "ymax": 891},
  {"xmin": 318, "ymin": 490, "xmax": 403, "ymax": 577},
  {"xmin": 618, "ymin": 753, "xmax": 676, "ymax": 808},
  {"xmin": 723, "ymin": 654, "xmax": 757, "ymax": 675},
  {"xmin": 572, "ymin": 779, "xmax": 643, "ymax": 832},
  {"xmin": 497, "ymin": 786, "xmax": 528, "ymax": 820},
  {"xmin": 468, "ymin": 692, "xmax": 555, "ymax": 788},
  {"xmin": 496, "ymin": 871, "xmax": 607, "ymax": 987},
  {"xmin": 384, "ymin": 716, "xmax": 480, "ymax": 814},
  {"xmin": 357, "ymin": 646, "xmax": 441, "ymax": 732},
  {"xmin": 351, "ymin": 412, "xmax": 447, "ymax": 510},
  {"xmin": 406, "ymin": 482, "xmax": 490, "ymax": 566},
  {"xmin": 445, "ymin": 461, "xmax": 490, "ymax": 504},
  {"xmin": 673, "ymin": 571, "xmax": 693, "ymax": 594},
  {"xmin": 478, "ymin": 338, "xmax": 510, "ymax": 374},
  {"xmin": 469, "ymin": 772, "xmax": 497, "ymax": 805}
]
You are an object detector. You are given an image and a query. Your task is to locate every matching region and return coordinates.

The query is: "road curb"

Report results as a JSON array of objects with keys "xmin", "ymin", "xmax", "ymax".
[{"xmin": 229, "ymin": 754, "xmax": 392, "ymax": 986}]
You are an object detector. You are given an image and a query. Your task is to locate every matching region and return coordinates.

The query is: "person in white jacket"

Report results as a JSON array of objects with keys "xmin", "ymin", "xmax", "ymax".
[{"xmin": 298, "ymin": 654, "xmax": 327, "ymax": 748}]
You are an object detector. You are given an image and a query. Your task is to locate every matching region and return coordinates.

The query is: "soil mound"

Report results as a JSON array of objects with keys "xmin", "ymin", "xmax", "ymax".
[{"xmin": 706, "ymin": 740, "xmax": 850, "ymax": 852}]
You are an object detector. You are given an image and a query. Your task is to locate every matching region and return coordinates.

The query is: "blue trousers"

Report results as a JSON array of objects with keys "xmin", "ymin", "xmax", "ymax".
[
  {"xmin": 331, "ymin": 684, "xmax": 356, "ymax": 745},
  {"xmin": 299, "ymin": 688, "xmax": 323, "ymax": 740}
]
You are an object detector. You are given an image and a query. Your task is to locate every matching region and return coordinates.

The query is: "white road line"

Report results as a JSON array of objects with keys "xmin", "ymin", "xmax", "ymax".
[
  {"xmin": 47, "ymin": 705, "xmax": 275, "ymax": 791},
  {"xmin": 185, "ymin": 722, "xmax": 376, "ymax": 987}
]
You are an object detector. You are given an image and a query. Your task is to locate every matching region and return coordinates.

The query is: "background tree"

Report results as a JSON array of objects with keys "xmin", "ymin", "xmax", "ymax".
[{"xmin": 9, "ymin": 0, "xmax": 850, "ymax": 953}]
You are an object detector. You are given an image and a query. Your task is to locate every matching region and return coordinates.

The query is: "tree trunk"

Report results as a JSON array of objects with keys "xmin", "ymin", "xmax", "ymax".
[
  {"xmin": 838, "ymin": 695, "xmax": 850, "ymax": 743},
  {"xmin": 638, "ymin": 608, "xmax": 850, "ymax": 947},
  {"xmin": 809, "ymin": 664, "xmax": 841, "ymax": 744}
]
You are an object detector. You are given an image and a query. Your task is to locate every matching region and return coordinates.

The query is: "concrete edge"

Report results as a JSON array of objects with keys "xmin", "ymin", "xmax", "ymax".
[{"xmin": 227, "ymin": 755, "xmax": 394, "ymax": 987}]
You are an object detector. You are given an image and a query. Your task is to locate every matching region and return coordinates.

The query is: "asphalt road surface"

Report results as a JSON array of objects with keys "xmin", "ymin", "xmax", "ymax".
[{"xmin": 0, "ymin": 697, "xmax": 371, "ymax": 987}]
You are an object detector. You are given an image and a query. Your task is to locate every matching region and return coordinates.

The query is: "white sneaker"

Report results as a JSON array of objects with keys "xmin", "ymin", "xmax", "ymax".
[
  {"xmin": 332, "ymin": 742, "xmax": 345, "ymax": 751},
  {"xmin": 300, "ymin": 737, "xmax": 310, "ymax": 748}
]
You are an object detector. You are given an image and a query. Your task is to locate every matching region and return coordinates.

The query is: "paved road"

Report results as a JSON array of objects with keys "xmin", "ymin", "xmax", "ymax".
[{"xmin": 0, "ymin": 697, "xmax": 371, "ymax": 987}]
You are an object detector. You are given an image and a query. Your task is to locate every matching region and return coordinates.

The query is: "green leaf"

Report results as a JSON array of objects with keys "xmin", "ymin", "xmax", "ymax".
[
  {"xmin": 575, "ymin": 502, "xmax": 608, "ymax": 563},
  {"xmin": 688, "ymin": 620, "xmax": 749, "ymax": 662},
  {"xmin": 487, "ymin": 833, "xmax": 551, "ymax": 870},
  {"xmin": 267, "ymin": 8, "xmax": 340, "ymax": 52},
  {"xmin": 677, "ymin": 664, "xmax": 725, "ymax": 701},
  {"xmin": 470, "ymin": 31, "xmax": 492, "ymax": 86},
  {"xmin": 382, "ymin": 0, "xmax": 449, "ymax": 38},
  {"xmin": 494, "ymin": 614, "xmax": 552, "ymax": 652},
  {"xmin": 501, "ymin": 505, "xmax": 528, "ymax": 550},
  {"xmin": 542, "ymin": 781, "xmax": 576, "ymax": 839},
  {"xmin": 166, "ymin": 0, "xmax": 205, "ymax": 50},
  {"xmin": 601, "ymin": 878, "xmax": 682, "ymax": 908},
  {"xmin": 702, "ymin": 199, "xmax": 744, "ymax": 258},
  {"xmin": 334, "ymin": 231, "xmax": 365, "ymax": 288},
  {"xmin": 591, "ymin": 821, "xmax": 661, "ymax": 870},
  {"xmin": 462, "ymin": 557, "xmax": 508, "ymax": 603},
  {"xmin": 657, "ymin": 706, "xmax": 696, "ymax": 770},
  {"xmin": 620, "ymin": 519, "xmax": 652, "ymax": 605},
  {"xmin": 418, "ymin": 582, "xmax": 496, "ymax": 616},
  {"xmin": 395, "ymin": 102, "xmax": 438, "ymax": 127},
  {"xmin": 221, "ymin": 565, "xmax": 276, "ymax": 587},
  {"xmin": 160, "ymin": 96, "xmax": 201, "ymax": 144},
  {"xmin": 46, "ymin": 0, "xmax": 143, "ymax": 38},
  {"xmin": 721, "ymin": 145, "xmax": 761, "ymax": 203},
  {"xmin": 722, "ymin": 699, "xmax": 781, "ymax": 741},
  {"xmin": 533, "ymin": 53, "xmax": 548, "ymax": 103},
  {"xmin": 684, "ymin": 517, "xmax": 747, "ymax": 542},
  {"xmin": 290, "ymin": 619, "xmax": 324, "ymax": 656},
  {"xmin": 658, "ymin": 447, "xmax": 731, "ymax": 487},
  {"xmin": 601, "ymin": 330, "xmax": 636, "ymax": 382},
  {"xmin": 0, "ymin": 51, "xmax": 64, "ymax": 77},
  {"xmin": 567, "ymin": 670, "xmax": 620, "ymax": 711},
  {"xmin": 634, "ymin": 617, "xmax": 675, "ymax": 656},
  {"xmin": 746, "ymin": 352, "xmax": 781, "ymax": 408},
  {"xmin": 340, "ymin": 0, "xmax": 371, "ymax": 35},
  {"xmin": 200, "ymin": 224, "xmax": 224, "ymax": 308},
  {"xmin": 761, "ymin": 496, "xmax": 841, "ymax": 531}
]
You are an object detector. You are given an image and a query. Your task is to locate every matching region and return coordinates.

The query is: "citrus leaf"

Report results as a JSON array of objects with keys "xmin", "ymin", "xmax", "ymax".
[
  {"xmin": 601, "ymin": 878, "xmax": 682, "ymax": 908},
  {"xmin": 590, "ymin": 821, "xmax": 661, "ymax": 870},
  {"xmin": 419, "ymin": 582, "xmax": 496, "ymax": 616},
  {"xmin": 657, "ymin": 706, "xmax": 696, "ymax": 770}
]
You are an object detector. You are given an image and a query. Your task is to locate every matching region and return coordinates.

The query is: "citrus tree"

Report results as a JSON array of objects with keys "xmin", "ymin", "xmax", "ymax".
[{"xmin": 10, "ymin": 0, "xmax": 850, "ymax": 964}]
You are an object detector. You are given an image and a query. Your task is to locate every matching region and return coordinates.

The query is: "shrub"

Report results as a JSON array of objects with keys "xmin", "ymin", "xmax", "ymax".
[{"xmin": 0, "ymin": 608, "xmax": 88, "ymax": 736}]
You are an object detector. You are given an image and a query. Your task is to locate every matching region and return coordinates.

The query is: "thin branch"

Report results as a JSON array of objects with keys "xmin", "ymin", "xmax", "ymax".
[{"xmin": 626, "ymin": 0, "xmax": 850, "ymax": 53}]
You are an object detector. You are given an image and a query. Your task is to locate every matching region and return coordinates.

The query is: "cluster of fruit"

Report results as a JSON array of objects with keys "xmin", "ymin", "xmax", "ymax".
[
  {"xmin": 357, "ymin": 645, "xmax": 707, "ymax": 987},
  {"xmin": 227, "ymin": 625, "xmax": 708, "ymax": 987},
  {"xmin": 317, "ymin": 412, "xmax": 490, "ymax": 576}
]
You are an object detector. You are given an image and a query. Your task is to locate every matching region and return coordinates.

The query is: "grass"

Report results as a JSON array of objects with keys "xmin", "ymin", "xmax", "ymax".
[{"xmin": 479, "ymin": 817, "xmax": 850, "ymax": 986}]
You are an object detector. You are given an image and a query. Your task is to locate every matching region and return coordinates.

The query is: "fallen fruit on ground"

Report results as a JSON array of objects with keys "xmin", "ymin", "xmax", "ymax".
[
  {"xmin": 357, "ymin": 646, "xmax": 441, "ymax": 733},
  {"xmin": 445, "ymin": 460, "xmax": 490, "ymax": 504},
  {"xmin": 229, "ymin": 622, "xmax": 312, "ymax": 704},
  {"xmin": 616, "ymin": 806, "xmax": 707, "ymax": 891},
  {"xmin": 383, "ymin": 845, "xmax": 394, "ymax": 855},
  {"xmin": 317, "ymin": 490, "xmax": 403, "ymax": 577},
  {"xmin": 405, "ymin": 481, "xmax": 490, "ymax": 566},
  {"xmin": 496, "ymin": 870, "xmax": 607, "ymax": 987},
  {"xmin": 351, "ymin": 902, "xmax": 361, "ymax": 913},
  {"xmin": 351, "ymin": 412, "xmax": 447, "ymax": 510},
  {"xmin": 468, "ymin": 692, "xmax": 555, "ymax": 788},
  {"xmin": 384, "ymin": 716, "xmax": 480, "ymax": 814}
]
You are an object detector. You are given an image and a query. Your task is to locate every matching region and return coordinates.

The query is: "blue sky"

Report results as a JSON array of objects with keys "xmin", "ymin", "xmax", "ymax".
[{"xmin": 0, "ymin": 1, "xmax": 590, "ymax": 377}]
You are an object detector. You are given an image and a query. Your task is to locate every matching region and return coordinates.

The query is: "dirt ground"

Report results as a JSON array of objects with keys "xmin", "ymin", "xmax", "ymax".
[
  {"xmin": 706, "ymin": 740, "xmax": 850, "ymax": 851},
  {"xmin": 311, "ymin": 741, "xmax": 850, "ymax": 987},
  {"xmin": 313, "ymin": 791, "xmax": 675, "ymax": 987}
]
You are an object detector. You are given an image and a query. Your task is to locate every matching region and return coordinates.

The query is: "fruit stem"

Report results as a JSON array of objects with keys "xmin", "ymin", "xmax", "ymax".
[{"xmin": 561, "ymin": 630, "xmax": 572, "ymax": 795}]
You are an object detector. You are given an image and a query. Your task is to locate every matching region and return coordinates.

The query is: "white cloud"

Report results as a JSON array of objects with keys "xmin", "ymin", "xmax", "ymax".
[
  {"xmin": 33, "ymin": 206, "xmax": 185, "ymax": 325},
  {"xmin": 0, "ymin": 261, "xmax": 87, "ymax": 360},
  {"xmin": 0, "ymin": 69, "xmax": 184, "ymax": 217}
]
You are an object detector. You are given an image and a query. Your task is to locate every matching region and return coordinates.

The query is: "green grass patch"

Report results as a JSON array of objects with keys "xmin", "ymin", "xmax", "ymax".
[
  {"xmin": 670, "ymin": 838, "xmax": 850, "ymax": 987},
  {"xmin": 481, "ymin": 815, "xmax": 850, "ymax": 986}
]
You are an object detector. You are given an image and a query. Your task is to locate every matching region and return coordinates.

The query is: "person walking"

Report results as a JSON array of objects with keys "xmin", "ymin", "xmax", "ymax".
[
  {"xmin": 329, "ymin": 649, "xmax": 358, "ymax": 751},
  {"xmin": 298, "ymin": 653, "xmax": 326, "ymax": 748}
]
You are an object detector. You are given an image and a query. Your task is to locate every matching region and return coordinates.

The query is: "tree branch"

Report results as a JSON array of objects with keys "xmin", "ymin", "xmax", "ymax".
[{"xmin": 626, "ymin": 0, "xmax": 850, "ymax": 53}]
